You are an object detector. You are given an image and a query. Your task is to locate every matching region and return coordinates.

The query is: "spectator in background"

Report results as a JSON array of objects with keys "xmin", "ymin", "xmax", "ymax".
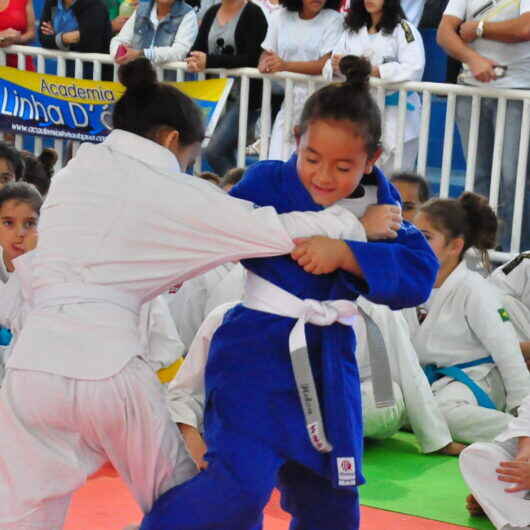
[
  {"xmin": 0, "ymin": 0, "xmax": 36, "ymax": 70},
  {"xmin": 323, "ymin": 0, "xmax": 425, "ymax": 175},
  {"xmin": 186, "ymin": 0, "xmax": 267, "ymax": 176},
  {"xmin": 19, "ymin": 149, "xmax": 56, "ymax": 196},
  {"xmin": 221, "ymin": 166, "xmax": 244, "ymax": 191},
  {"xmin": 39, "ymin": 0, "xmax": 112, "ymax": 78},
  {"xmin": 258, "ymin": 0, "xmax": 342, "ymax": 160},
  {"xmin": 437, "ymin": 1, "xmax": 530, "ymax": 252},
  {"xmin": 391, "ymin": 172, "xmax": 430, "ymax": 222},
  {"xmin": 0, "ymin": 141, "xmax": 24, "ymax": 190},
  {"xmin": 110, "ymin": 0, "xmax": 197, "ymax": 66}
]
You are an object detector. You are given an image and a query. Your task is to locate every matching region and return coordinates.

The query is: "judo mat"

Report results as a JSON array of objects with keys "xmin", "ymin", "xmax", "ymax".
[
  {"xmin": 65, "ymin": 474, "xmax": 469, "ymax": 530},
  {"xmin": 64, "ymin": 434, "xmax": 496, "ymax": 530},
  {"xmin": 361, "ymin": 432, "xmax": 495, "ymax": 530}
]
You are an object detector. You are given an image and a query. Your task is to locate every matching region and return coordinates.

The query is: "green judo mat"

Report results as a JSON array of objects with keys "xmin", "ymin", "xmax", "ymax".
[{"xmin": 361, "ymin": 432, "xmax": 495, "ymax": 529}]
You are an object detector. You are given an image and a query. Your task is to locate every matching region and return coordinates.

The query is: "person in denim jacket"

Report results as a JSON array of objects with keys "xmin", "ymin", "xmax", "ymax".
[{"xmin": 110, "ymin": 0, "xmax": 198, "ymax": 64}]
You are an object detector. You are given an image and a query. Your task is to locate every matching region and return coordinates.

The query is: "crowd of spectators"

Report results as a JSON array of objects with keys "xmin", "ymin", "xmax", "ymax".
[{"xmin": 0, "ymin": 0, "xmax": 530, "ymax": 250}]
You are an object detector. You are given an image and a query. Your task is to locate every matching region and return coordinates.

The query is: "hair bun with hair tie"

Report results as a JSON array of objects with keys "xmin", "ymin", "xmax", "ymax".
[
  {"xmin": 118, "ymin": 57, "xmax": 158, "ymax": 93},
  {"xmin": 339, "ymin": 55, "xmax": 371, "ymax": 91}
]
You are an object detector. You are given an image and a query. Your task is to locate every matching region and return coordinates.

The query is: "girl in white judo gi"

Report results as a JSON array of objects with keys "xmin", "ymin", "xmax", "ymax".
[
  {"xmin": 460, "ymin": 393, "xmax": 530, "ymax": 529},
  {"xmin": 409, "ymin": 193, "xmax": 530, "ymax": 445},
  {"xmin": 0, "ymin": 58, "xmax": 363, "ymax": 529},
  {"xmin": 322, "ymin": 0, "xmax": 425, "ymax": 175}
]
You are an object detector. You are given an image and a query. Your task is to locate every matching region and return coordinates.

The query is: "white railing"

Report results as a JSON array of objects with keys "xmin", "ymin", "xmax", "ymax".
[{"xmin": 1, "ymin": 45, "xmax": 528, "ymax": 258}]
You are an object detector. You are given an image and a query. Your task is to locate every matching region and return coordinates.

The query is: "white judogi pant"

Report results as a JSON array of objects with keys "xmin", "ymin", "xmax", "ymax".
[
  {"xmin": 362, "ymin": 380, "xmax": 406, "ymax": 439},
  {"xmin": 0, "ymin": 358, "xmax": 198, "ymax": 529},
  {"xmin": 460, "ymin": 439, "xmax": 530, "ymax": 530},
  {"xmin": 433, "ymin": 367, "xmax": 513, "ymax": 444}
]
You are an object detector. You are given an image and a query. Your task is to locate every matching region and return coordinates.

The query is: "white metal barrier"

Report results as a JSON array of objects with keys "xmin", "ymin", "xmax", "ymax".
[{"xmin": 1, "ymin": 44, "xmax": 529, "ymax": 257}]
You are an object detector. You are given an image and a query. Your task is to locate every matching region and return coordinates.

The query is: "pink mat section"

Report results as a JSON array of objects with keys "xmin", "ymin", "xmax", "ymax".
[{"xmin": 64, "ymin": 474, "xmax": 469, "ymax": 530}]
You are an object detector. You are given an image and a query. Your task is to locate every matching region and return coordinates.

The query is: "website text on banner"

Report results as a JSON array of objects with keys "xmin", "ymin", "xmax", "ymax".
[{"xmin": 0, "ymin": 66, "xmax": 233, "ymax": 143}]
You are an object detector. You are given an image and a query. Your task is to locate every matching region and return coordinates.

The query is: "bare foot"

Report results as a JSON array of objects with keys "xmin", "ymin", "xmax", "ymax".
[
  {"xmin": 438, "ymin": 441, "xmax": 467, "ymax": 456},
  {"xmin": 466, "ymin": 494, "xmax": 485, "ymax": 517}
]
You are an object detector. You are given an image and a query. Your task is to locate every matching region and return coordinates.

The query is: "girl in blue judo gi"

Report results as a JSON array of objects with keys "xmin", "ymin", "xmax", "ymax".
[{"xmin": 140, "ymin": 56, "xmax": 439, "ymax": 530}]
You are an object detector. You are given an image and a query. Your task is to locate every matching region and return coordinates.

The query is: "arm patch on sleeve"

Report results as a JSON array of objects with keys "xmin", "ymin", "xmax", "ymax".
[
  {"xmin": 400, "ymin": 20, "xmax": 415, "ymax": 43},
  {"xmin": 498, "ymin": 308, "xmax": 511, "ymax": 322}
]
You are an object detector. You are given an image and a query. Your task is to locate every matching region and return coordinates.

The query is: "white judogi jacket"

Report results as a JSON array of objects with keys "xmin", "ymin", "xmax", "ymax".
[
  {"xmin": 0, "ymin": 264, "xmax": 185, "ymax": 375},
  {"xmin": 356, "ymin": 298, "xmax": 451, "ymax": 453},
  {"xmin": 6, "ymin": 129, "xmax": 360, "ymax": 381},
  {"xmin": 497, "ymin": 393, "xmax": 530, "ymax": 443},
  {"xmin": 323, "ymin": 22, "xmax": 425, "ymax": 163},
  {"xmin": 164, "ymin": 263, "xmax": 245, "ymax": 351},
  {"xmin": 406, "ymin": 262, "xmax": 530, "ymax": 413},
  {"xmin": 489, "ymin": 253, "xmax": 530, "ymax": 341}
]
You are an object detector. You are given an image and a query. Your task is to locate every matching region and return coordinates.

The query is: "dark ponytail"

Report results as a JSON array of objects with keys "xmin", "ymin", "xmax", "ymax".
[
  {"xmin": 420, "ymin": 192, "xmax": 498, "ymax": 269},
  {"xmin": 297, "ymin": 55, "xmax": 381, "ymax": 157},
  {"xmin": 112, "ymin": 58, "xmax": 204, "ymax": 146}
]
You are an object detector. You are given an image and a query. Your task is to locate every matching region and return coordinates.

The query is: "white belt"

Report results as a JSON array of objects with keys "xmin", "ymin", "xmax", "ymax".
[
  {"xmin": 33, "ymin": 283, "xmax": 141, "ymax": 315},
  {"xmin": 242, "ymin": 272, "xmax": 359, "ymax": 453}
]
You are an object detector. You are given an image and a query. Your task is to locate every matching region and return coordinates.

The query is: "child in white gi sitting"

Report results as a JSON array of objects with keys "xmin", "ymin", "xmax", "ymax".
[
  {"xmin": 460, "ymin": 392, "xmax": 530, "ymax": 529},
  {"xmin": 408, "ymin": 192, "xmax": 530, "ymax": 445}
]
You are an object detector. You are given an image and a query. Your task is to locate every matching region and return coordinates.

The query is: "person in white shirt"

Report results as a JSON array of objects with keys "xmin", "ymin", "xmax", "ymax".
[
  {"xmin": 110, "ymin": 0, "xmax": 198, "ymax": 65},
  {"xmin": 437, "ymin": 0, "xmax": 530, "ymax": 252},
  {"xmin": 0, "ymin": 58, "xmax": 363, "ymax": 529},
  {"xmin": 323, "ymin": 0, "xmax": 425, "ymax": 176},
  {"xmin": 258, "ymin": 0, "xmax": 343, "ymax": 160},
  {"xmin": 460, "ymin": 393, "xmax": 530, "ymax": 529},
  {"xmin": 409, "ymin": 192, "xmax": 530, "ymax": 444}
]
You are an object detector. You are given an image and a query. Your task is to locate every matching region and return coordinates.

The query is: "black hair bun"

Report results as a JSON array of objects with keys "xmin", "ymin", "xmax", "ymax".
[
  {"xmin": 459, "ymin": 191, "xmax": 497, "ymax": 251},
  {"xmin": 339, "ymin": 55, "xmax": 371, "ymax": 90},
  {"xmin": 118, "ymin": 57, "xmax": 158, "ymax": 92}
]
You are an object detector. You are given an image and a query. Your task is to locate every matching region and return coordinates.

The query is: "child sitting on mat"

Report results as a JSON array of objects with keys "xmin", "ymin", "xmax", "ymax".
[{"xmin": 461, "ymin": 392, "xmax": 530, "ymax": 529}]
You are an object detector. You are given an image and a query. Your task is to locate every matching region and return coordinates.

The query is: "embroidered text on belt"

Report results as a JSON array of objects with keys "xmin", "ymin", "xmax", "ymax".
[{"xmin": 242, "ymin": 272, "xmax": 360, "ymax": 453}]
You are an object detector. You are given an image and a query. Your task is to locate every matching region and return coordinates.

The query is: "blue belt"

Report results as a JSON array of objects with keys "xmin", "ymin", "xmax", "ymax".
[
  {"xmin": 0, "ymin": 327, "xmax": 12, "ymax": 346},
  {"xmin": 424, "ymin": 356, "xmax": 496, "ymax": 409}
]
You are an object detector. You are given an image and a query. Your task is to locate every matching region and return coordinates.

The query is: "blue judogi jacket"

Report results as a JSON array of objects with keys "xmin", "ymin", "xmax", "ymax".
[{"xmin": 204, "ymin": 155, "xmax": 438, "ymax": 490}]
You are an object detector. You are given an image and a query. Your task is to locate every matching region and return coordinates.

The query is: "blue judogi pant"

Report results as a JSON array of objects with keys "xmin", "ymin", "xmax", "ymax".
[{"xmin": 140, "ymin": 430, "xmax": 359, "ymax": 530}]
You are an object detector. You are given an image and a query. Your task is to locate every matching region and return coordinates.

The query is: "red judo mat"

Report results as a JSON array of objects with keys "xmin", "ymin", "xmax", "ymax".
[{"xmin": 65, "ymin": 474, "xmax": 469, "ymax": 530}]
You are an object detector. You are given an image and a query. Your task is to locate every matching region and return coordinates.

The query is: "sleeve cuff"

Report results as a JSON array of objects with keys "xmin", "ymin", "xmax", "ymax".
[{"xmin": 55, "ymin": 33, "xmax": 70, "ymax": 51}]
